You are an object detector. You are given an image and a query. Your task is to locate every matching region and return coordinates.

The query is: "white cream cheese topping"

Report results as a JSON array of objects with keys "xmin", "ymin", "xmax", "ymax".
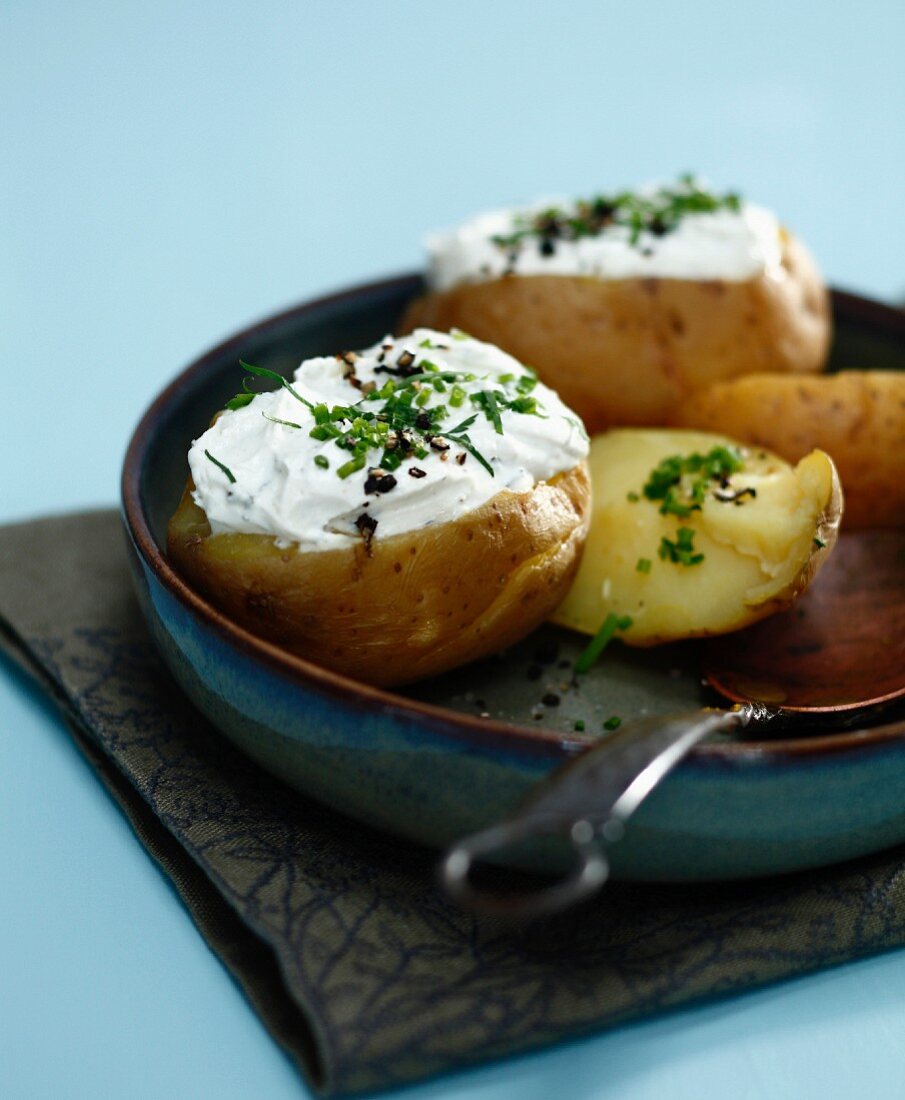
[
  {"xmin": 188, "ymin": 329, "xmax": 589, "ymax": 550},
  {"xmin": 427, "ymin": 188, "xmax": 783, "ymax": 290}
]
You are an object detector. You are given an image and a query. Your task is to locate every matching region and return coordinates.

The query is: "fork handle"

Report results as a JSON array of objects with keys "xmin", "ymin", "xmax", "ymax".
[{"xmin": 439, "ymin": 706, "xmax": 755, "ymax": 919}]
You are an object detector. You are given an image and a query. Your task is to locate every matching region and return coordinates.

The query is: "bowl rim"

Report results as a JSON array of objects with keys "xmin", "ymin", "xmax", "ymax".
[{"xmin": 121, "ymin": 272, "xmax": 905, "ymax": 767}]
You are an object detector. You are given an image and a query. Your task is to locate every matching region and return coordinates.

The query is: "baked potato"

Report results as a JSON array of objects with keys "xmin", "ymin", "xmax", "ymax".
[
  {"xmin": 671, "ymin": 371, "xmax": 905, "ymax": 529},
  {"xmin": 402, "ymin": 180, "xmax": 830, "ymax": 432},
  {"xmin": 167, "ymin": 328, "xmax": 591, "ymax": 686},
  {"xmin": 552, "ymin": 429, "xmax": 843, "ymax": 645}
]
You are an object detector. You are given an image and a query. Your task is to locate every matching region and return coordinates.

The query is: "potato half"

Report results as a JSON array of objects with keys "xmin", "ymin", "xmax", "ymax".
[
  {"xmin": 551, "ymin": 430, "xmax": 842, "ymax": 645},
  {"xmin": 671, "ymin": 371, "xmax": 905, "ymax": 529},
  {"xmin": 168, "ymin": 464, "xmax": 590, "ymax": 687},
  {"xmin": 402, "ymin": 232, "xmax": 829, "ymax": 432}
]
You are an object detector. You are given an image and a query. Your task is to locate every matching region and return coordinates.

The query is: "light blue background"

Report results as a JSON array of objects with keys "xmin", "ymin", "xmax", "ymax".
[{"xmin": 2, "ymin": 2, "xmax": 904, "ymax": 1097}]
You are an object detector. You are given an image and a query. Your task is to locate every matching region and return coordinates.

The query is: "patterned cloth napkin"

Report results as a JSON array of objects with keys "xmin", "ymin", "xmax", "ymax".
[{"xmin": 3, "ymin": 509, "xmax": 905, "ymax": 1097}]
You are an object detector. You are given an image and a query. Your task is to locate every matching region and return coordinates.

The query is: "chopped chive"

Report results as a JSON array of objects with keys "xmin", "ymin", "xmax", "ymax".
[
  {"xmin": 225, "ymin": 392, "xmax": 255, "ymax": 410},
  {"xmin": 659, "ymin": 527, "xmax": 705, "ymax": 566},
  {"xmin": 240, "ymin": 360, "xmax": 314, "ymax": 410},
  {"xmin": 314, "ymin": 455, "xmax": 329, "ymax": 469},
  {"xmin": 627, "ymin": 491, "xmax": 640, "ymax": 502},
  {"xmin": 471, "ymin": 390, "xmax": 504, "ymax": 434},
  {"xmin": 446, "ymin": 412, "xmax": 478, "ymax": 434},
  {"xmin": 603, "ymin": 715, "xmax": 622, "ymax": 731},
  {"xmin": 489, "ymin": 179, "xmax": 744, "ymax": 255},
  {"xmin": 448, "ymin": 434, "xmax": 493, "ymax": 476},
  {"xmin": 636, "ymin": 558, "xmax": 652, "ymax": 574},
  {"xmin": 394, "ymin": 370, "xmax": 462, "ymax": 389},
  {"xmin": 814, "ymin": 536, "xmax": 827, "ymax": 549},
  {"xmin": 574, "ymin": 613, "xmax": 633, "ymax": 675},
  {"xmin": 641, "ymin": 445, "xmax": 745, "ymax": 518},
  {"xmin": 230, "ymin": 337, "xmax": 562, "ymax": 489},
  {"xmin": 573, "ymin": 719, "xmax": 586, "ymax": 732},
  {"xmin": 262, "ymin": 412, "xmax": 302, "ymax": 429},
  {"xmin": 204, "ymin": 450, "xmax": 236, "ymax": 484},
  {"xmin": 337, "ymin": 455, "xmax": 366, "ymax": 479},
  {"xmin": 507, "ymin": 395, "xmax": 542, "ymax": 416}
]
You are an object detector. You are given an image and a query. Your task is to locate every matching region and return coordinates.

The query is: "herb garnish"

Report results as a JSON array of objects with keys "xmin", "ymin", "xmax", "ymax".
[
  {"xmin": 642, "ymin": 445, "xmax": 745, "ymax": 517},
  {"xmin": 435, "ymin": 412, "xmax": 494, "ymax": 475},
  {"xmin": 310, "ymin": 368, "xmax": 498, "ymax": 478},
  {"xmin": 337, "ymin": 454, "xmax": 367, "ymax": 479},
  {"xmin": 491, "ymin": 175, "xmax": 742, "ymax": 255},
  {"xmin": 471, "ymin": 390, "xmax": 503, "ymax": 434},
  {"xmin": 630, "ymin": 445, "xmax": 752, "ymax": 569},
  {"xmin": 262, "ymin": 412, "xmax": 302, "ymax": 429},
  {"xmin": 204, "ymin": 450, "xmax": 236, "ymax": 484},
  {"xmin": 574, "ymin": 613, "xmax": 633, "ymax": 675},
  {"xmin": 659, "ymin": 527, "xmax": 704, "ymax": 566},
  {"xmin": 227, "ymin": 360, "xmax": 315, "ymax": 411},
  {"xmin": 215, "ymin": 339, "xmax": 556, "ymax": 538},
  {"xmin": 603, "ymin": 715, "xmax": 622, "ymax": 731},
  {"xmin": 225, "ymin": 392, "xmax": 255, "ymax": 411}
]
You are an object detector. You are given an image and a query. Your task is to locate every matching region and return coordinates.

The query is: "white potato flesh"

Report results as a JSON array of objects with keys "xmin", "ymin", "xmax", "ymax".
[{"xmin": 551, "ymin": 429, "xmax": 842, "ymax": 645}]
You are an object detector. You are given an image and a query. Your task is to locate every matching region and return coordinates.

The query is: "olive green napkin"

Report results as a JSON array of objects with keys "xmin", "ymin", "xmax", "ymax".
[{"xmin": 3, "ymin": 509, "xmax": 905, "ymax": 1097}]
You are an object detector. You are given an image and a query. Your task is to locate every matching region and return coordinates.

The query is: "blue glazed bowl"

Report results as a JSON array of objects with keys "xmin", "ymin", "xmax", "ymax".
[{"xmin": 122, "ymin": 274, "xmax": 905, "ymax": 880}]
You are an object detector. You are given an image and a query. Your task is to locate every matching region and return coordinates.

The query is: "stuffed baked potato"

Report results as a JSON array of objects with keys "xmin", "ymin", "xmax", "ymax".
[
  {"xmin": 167, "ymin": 329, "xmax": 591, "ymax": 686},
  {"xmin": 402, "ymin": 179, "xmax": 830, "ymax": 432}
]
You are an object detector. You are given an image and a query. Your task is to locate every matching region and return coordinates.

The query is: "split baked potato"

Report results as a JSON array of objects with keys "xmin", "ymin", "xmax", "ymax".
[{"xmin": 552, "ymin": 429, "xmax": 843, "ymax": 645}]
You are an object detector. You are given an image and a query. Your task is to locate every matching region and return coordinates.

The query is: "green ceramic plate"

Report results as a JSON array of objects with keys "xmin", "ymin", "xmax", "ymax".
[{"xmin": 122, "ymin": 275, "xmax": 905, "ymax": 880}]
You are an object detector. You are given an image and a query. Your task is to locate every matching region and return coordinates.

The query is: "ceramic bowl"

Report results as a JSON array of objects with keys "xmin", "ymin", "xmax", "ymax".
[{"xmin": 122, "ymin": 275, "xmax": 905, "ymax": 880}]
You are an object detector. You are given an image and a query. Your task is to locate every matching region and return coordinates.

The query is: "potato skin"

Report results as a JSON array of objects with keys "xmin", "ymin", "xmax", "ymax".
[
  {"xmin": 671, "ymin": 371, "xmax": 905, "ymax": 529},
  {"xmin": 402, "ymin": 232, "xmax": 829, "ymax": 432},
  {"xmin": 551, "ymin": 430, "xmax": 842, "ymax": 645},
  {"xmin": 167, "ymin": 464, "xmax": 590, "ymax": 687}
]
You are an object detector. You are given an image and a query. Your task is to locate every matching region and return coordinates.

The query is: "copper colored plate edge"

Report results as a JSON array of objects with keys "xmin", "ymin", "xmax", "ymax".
[{"xmin": 121, "ymin": 274, "xmax": 905, "ymax": 766}]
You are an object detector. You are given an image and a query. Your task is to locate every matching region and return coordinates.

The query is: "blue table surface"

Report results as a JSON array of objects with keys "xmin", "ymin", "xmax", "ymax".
[{"xmin": 3, "ymin": 3, "xmax": 904, "ymax": 1097}]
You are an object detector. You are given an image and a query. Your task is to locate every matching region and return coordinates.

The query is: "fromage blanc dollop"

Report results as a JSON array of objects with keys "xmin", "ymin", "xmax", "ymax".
[
  {"xmin": 188, "ymin": 329, "xmax": 589, "ymax": 550},
  {"xmin": 427, "ymin": 179, "xmax": 783, "ymax": 290}
]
